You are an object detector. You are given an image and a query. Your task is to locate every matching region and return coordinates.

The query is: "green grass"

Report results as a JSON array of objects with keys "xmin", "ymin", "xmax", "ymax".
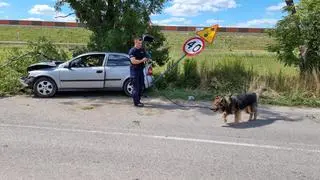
[
  {"xmin": 0, "ymin": 25, "xmax": 319, "ymax": 107},
  {"xmin": 159, "ymin": 50, "xmax": 297, "ymax": 77},
  {"xmin": 0, "ymin": 26, "xmax": 91, "ymax": 43},
  {"xmin": 164, "ymin": 31, "xmax": 275, "ymax": 51},
  {"xmin": 145, "ymin": 88, "xmax": 320, "ymax": 108},
  {"xmin": 0, "ymin": 25, "xmax": 287, "ymax": 75},
  {"xmin": 0, "ymin": 47, "xmax": 12, "ymax": 63},
  {"xmin": 0, "ymin": 25, "xmax": 273, "ymax": 49}
]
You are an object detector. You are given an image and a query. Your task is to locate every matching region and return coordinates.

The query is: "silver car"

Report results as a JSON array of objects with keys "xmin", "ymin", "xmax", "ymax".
[{"xmin": 19, "ymin": 52, "xmax": 154, "ymax": 98}]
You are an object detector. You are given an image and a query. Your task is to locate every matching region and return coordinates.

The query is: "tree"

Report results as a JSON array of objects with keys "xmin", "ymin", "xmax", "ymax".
[
  {"xmin": 268, "ymin": 0, "xmax": 320, "ymax": 74},
  {"xmin": 55, "ymin": 0, "xmax": 170, "ymax": 66}
]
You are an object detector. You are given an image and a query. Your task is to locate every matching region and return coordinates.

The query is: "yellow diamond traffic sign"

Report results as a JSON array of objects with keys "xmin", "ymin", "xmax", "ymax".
[{"xmin": 196, "ymin": 24, "xmax": 219, "ymax": 44}]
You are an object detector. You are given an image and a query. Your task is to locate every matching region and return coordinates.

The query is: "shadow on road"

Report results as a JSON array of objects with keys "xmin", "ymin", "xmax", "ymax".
[
  {"xmin": 51, "ymin": 91, "xmax": 127, "ymax": 98},
  {"xmin": 222, "ymin": 118, "xmax": 278, "ymax": 129},
  {"xmin": 26, "ymin": 91, "xmax": 308, "ymax": 129},
  {"xmin": 143, "ymin": 102, "xmax": 190, "ymax": 111},
  {"xmin": 48, "ymin": 91, "xmax": 197, "ymax": 111},
  {"xmin": 222, "ymin": 107, "xmax": 303, "ymax": 129},
  {"xmin": 0, "ymin": 96, "xmax": 10, "ymax": 100}
]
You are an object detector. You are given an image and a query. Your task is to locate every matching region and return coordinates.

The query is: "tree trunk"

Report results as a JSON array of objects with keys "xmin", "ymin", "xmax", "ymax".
[{"xmin": 312, "ymin": 68, "xmax": 320, "ymax": 96}]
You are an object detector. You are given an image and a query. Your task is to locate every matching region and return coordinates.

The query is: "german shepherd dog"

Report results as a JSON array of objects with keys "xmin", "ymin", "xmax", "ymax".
[{"xmin": 210, "ymin": 88, "xmax": 266, "ymax": 124}]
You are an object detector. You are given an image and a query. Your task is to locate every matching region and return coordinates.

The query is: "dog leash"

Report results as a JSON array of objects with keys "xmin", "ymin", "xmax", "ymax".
[
  {"xmin": 148, "ymin": 76, "xmax": 212, "ymax": 110},
  {"xmin": 143, "ymin": 54, "xmax": 212, "ymax": 110}
]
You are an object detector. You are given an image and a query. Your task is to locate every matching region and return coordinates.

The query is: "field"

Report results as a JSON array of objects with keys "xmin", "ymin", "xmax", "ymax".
[
  {"xmin": 0, "ymin": 26, "xmax": 90, "ymax": 44},
  {"xmin": 0, "ymin": 25, "xmax": 319, "ymax": 107},
  {"xmin": 0, "ymin": 26, "xmax": 286, "ymax": 75}
]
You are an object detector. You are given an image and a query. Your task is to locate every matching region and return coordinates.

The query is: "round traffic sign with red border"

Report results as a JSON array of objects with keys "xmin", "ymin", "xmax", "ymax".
[{"xmin": 182, "ymin": 37, "xmax": 205, "ymax": 56}]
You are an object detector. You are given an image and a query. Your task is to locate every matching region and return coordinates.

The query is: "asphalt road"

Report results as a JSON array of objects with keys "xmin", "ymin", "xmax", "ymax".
[{"xmin": 1, "ymin": 94, "xmax": 320, "ymax": 180}]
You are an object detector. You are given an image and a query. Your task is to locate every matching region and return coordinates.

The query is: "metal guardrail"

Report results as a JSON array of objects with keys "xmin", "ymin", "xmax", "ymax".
[{"xmin": 0, "ymin": 20, "xmax": 269, "ymax": 33}]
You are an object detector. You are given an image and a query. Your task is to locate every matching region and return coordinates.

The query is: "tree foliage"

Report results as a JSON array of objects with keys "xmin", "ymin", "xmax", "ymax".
[
  {"xmin": 268, "ymin": 0, "xmax": 320, "ymax": 74},
  {"xmin": 55, "ymin": 0, "xmax": 170, "ymax": 66},
  {"xmin": 0, "ymin": 37, "xmax": 70, "ymax": 95}
]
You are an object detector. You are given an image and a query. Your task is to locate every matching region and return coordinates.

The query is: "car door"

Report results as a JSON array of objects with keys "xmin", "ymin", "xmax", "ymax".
[
  {"xmin": 104, "ymin": 53, "xmax": 131, "ymax": 88},
  {"xmin": 59, "ymin": 53, "xmax": 106, "ymax": 89}
]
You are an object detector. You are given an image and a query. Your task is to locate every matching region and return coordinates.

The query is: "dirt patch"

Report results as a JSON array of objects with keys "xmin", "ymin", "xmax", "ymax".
[
  {"xmin": 60, "ymin": 101, "xmax": 78, "ymax": 105},
  {"xmin": 132, "ymin": 120, "xmax": 141, "ymax": 126},
  {"xmin": 90, "ymin": 103, "xmax": 104, "ymax": 107},
  {"xmin": 80, "ymin": 106, "xmax": 95, "ymax": 110}
]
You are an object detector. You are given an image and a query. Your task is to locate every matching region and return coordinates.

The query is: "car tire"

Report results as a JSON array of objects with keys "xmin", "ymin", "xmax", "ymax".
[
  {"xmin": 33, "ymin": 77, "xmax": 57, "ymax": 98},
  {"xmin": 123, "ymin": 78, "xmax": 145, "ymax": 97},
  {"xmin": 123, "ymin": 79, "xmax": 133, "ymax": 97}
]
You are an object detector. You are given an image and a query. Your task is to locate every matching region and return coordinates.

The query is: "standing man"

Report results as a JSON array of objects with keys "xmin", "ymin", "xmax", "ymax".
[{"xmin": 128, "ymin": 37, "xmax": 149, "ymax": 107}]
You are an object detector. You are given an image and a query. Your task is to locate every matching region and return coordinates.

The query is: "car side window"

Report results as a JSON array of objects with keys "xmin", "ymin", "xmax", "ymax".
[
  {"xmin": 106, "ymin": 54, "xmax": 131, "ymax": 66},
  {"xmin": 70, "ymin": 54, "xmax": 105, "ymax": 68}
]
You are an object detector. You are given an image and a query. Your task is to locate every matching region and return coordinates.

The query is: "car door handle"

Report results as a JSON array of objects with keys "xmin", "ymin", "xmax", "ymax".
[{"xmin": 96, "ymin": 70, "xmax": 103, "ymax": 73}]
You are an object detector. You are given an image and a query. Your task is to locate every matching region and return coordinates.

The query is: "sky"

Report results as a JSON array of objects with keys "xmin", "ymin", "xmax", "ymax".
[{"xmin": 0, "ymin": 0, "xmax": 296, "ymax": 28}]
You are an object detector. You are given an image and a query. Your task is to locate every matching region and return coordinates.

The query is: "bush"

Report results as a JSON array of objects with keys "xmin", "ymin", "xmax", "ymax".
[
  {"xmin": 204, "ymin": 60, "xmax": 254, "ymax": 94},
  {"xmin": 153, "ymin": 58, "xmax": 255, "ymax": 95},
  {"xmin": 0, "ymin": 36, "xmax": 71, "ymax": 96},
  {"xmin": 164, "ymin": 59, "xmax": 180, "ymax": 84},
  {"xmin": 180, "ymin": 58, "xmax": 200, "ymax": 88},
  {"xmin": 4, "ymin": 37, "xmax": 70, "ymax": 75},
  {"xmin": 152, "ymin": 59, "xmax": 181, "ymax": 90},
  {"xmin": 0, "ymin": 68, "xmax": 21, "ymax": 96},
  {"xmin": 69, "ymin": 46, "xmax": 89, "ymax": 58},
  {"xmin": 268, "ymin": 0, "xmax": 320, "ymax": 74}
]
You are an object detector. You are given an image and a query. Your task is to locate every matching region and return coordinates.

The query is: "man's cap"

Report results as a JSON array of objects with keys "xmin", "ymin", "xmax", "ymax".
[{"xmin": 142, "ymin": 34, "xmax": 154, "ymax": 42}]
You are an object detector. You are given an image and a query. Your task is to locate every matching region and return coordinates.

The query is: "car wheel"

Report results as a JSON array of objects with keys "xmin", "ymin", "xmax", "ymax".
[
  {"xmin": 33, "ymin": 77, "xmax": 57, "ymax": 98},
  {"xmin": 123, "ymin": 79, "xmax": 133, "ymax": 97},
  {"xmin": 123, "ymin": 79, "xmax": 146, "ymax": 97}
]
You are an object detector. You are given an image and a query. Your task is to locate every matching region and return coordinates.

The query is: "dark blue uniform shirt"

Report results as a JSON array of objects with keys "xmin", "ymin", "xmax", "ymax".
[{"xmin": 128, "ymin": 47, "xmax": 147, "ymax": 70}]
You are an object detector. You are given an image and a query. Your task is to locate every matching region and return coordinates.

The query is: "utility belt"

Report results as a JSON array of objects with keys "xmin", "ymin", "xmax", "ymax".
[{"xmin": 130, "ymin": 63, "xmax": 145, "ymax": 70}]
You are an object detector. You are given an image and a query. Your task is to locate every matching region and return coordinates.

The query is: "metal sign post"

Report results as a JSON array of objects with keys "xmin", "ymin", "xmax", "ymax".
[
  {"xmin": 151, "ymin": 36, "xmax": 206, "ymax": 86},
  {"xmin": 151, "ymin": 24, "xmax": 219, "ymax": 86}
]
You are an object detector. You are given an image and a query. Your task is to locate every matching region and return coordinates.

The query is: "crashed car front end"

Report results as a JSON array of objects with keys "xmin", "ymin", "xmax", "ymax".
[
  {"xmin": 19, "ymin": 74, "xmax": 36, "ymax": 88},
  {"xmin": 19, "ymin": 61, "xmax": 63, "ymax": 88}
]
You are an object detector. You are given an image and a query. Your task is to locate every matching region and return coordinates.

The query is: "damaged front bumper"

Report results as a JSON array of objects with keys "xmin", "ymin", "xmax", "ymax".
[{"xmin": 19, "ymin": 76, "xmax": 35, "ymax": 88}]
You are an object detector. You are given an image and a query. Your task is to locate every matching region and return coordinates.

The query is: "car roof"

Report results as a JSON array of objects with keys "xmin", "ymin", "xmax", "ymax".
[{"xmin": 75, "ymin": 52, "xmax": 129, "ymax": 58}]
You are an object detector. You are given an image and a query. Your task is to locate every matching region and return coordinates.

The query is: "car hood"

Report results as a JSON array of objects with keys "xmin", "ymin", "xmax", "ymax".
[{"xmin": 27, "ymin": 61, "xmax": 65, "ymax": 72}]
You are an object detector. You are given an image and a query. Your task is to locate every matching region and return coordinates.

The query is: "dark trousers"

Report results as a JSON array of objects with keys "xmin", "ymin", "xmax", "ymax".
[{"xmin": 131, "ymin": 68, "xmax": 144, "ymax": 105}]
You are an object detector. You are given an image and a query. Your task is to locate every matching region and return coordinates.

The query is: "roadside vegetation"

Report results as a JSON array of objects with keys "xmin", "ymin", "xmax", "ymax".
[
  {"xmin": 0, "ymin": 29, "xmax": 319, "ymax": 107},
  {"xmin": 1, "ymin": 0, "xmax": 320, "ymax": 107}
]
